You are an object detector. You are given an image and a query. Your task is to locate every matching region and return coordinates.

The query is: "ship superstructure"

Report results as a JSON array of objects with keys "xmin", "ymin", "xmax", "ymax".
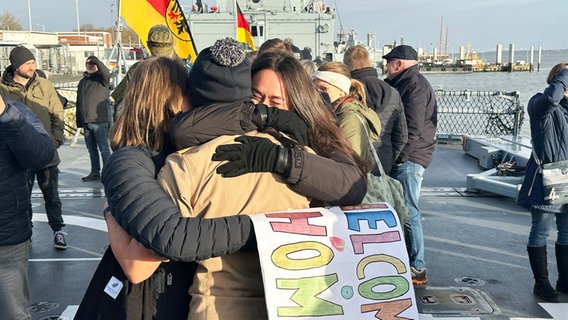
[{"xmin": 185, "ymin": 0, "xmax": 336, "ymax": 60}]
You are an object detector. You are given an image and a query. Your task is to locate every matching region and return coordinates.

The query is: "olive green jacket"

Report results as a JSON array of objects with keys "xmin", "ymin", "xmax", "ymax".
[
  {"xmin": 334, "ymin": 98, "xmax": 382, "ymax": 167},
  {"xmin": 1, "ymin": 67, "xmax": 65, "ymax": 167}
]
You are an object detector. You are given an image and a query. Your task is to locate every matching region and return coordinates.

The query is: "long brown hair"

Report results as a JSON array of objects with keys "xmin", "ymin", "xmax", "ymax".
[
  {"xmin": 251, "ymin": 52, "xmax": 368, "ymax": 174},
  {"xmin": 257, "ymin": 38, "xmax": 294, "ymax": 57},
  {"xmin": 317, "ymin": 61, "xmax": 368, "ymax": 107},
  {"xmin": 547, "ymin": 62, "xmax": 568, "ymax": 84},
  {"xmin": 110, "ymin": 57, "xmax": 188, "ymax": 152}
]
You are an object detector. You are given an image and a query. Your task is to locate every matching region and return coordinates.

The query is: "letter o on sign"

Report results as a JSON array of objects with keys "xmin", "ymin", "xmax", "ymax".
[{"xmin": 272, "ymin": 241, "xmax": 334, "ymax": 270}]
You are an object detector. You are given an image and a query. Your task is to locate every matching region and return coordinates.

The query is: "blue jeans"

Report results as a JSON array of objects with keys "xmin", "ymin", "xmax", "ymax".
[
  {"xmin": 84, "ymin": 122, "xmax": 111, "ymax": 174},
  {"xmin": 528, "ymin": 209, "xmax": 568, "ymax": 247},
  {"xmin": 27, "ymin": 166, "xmax": 64, "ymax": 232},
  {"xmin": 0, "ymin": 241, "xmax": 31, "ymax": 320},
  {"xmin": 391, "ymin": 161, "xmax": 426, "ymax": 270}
]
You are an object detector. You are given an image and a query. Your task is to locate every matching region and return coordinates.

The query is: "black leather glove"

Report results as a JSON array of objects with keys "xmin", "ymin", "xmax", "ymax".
[
  {"xmin": 212, "ymin": 135, "xmax": 291, "ymax": 178},
  {"xmin": 252, "ymin": 104, "xmax": 309, "ymax": 145}
]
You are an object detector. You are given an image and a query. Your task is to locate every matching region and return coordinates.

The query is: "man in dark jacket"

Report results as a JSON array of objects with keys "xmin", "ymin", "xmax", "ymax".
[
  {"xmin": 0, "ymin": 46, "xmax": 68, "ymax": 249},
  {"xmin": 0, "ymin": 95, "xmax": 55, "ymax": 320},
  {"xmin": 76, "ymin": 55, "xmax": 112, "ymax": 181},
  {"xmin": 383, "ymin": 45, "xmax": 438, "ymax": 285},
  {"xmin": 344, "ymin": 45, "xmax": 408, "ymax": 174}
]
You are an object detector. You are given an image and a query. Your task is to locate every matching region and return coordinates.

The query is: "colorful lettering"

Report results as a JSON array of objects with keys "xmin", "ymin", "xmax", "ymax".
[
  {"xmin": 267, "ymin": 211, "xmax": 327, "ymax": 236},
  {"xmin": 361, "ymin": 298, "xmax": 413, "ymax": 320},
  {"xmin": 276, "ymin": 274, "xmax": 343, "ymax": 317},
  {"xmin": 350, "ymin": 231, "xmax": 402, "ymax": 254},
  {"xmin": 345, "ymin": 210, "xmax": 397, "ymax": 231},
  {"xmin": 359, "ymin": 275, "xmax": 409, "ymax": 300},
  {"xmin": 357, "ymin": 254, "xmax": 408, "ymax": 279},
  {"xmin": 357, "ymin": 254, "xmax": 409, "ymax": 300},
  {"xmin": 272, "ymin": 241, "xmax": 334, "ymax": 270}
]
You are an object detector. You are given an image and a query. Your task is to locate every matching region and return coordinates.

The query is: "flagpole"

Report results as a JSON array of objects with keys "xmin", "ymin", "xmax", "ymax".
[
  {"xmin": 27, "ymin": 0, "xmax": 32, "ymax": 45},
  {"xmin": 233, "ymin": 0, "xmax": 238, "ymax": 41}
]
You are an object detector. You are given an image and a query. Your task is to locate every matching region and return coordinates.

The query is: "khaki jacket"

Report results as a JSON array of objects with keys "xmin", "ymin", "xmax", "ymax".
[
  {"xmin": 0, "ymin": 68, "xmax": 64, "ymax": 167},
  {"xmin": 157, "ymin": 131, "xmax": 310, "ymax": 320}
]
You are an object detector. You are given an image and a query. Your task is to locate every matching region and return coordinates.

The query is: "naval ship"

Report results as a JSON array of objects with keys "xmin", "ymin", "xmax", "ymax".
[{"xmin": 186, "ymin": 0, "xmax": 337, "ymax": 60}]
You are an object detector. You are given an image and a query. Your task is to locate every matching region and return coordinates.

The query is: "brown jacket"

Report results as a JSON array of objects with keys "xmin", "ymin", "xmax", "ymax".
[{"xmin": 157, "ymin": 131, "xmax": 310, "ymax": 320}]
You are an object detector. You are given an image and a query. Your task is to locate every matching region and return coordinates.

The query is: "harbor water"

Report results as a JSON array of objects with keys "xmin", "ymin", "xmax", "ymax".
[{"xmin": 385, "ymin": 49, "xmax": 568, "ymax": 139}]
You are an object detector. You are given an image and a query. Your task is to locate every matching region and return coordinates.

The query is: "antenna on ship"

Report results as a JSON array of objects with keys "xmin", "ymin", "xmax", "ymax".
[
  {"xmin": 106, "ymin": 0, "xmax": 128, "ymax": 88},
  {"xmin": 332, "ymin": 0, "xmax": 345, "ymax": 44},
  {"xmin": 439, "ymin": 16, "xmax": 443, "ymax": 58}
]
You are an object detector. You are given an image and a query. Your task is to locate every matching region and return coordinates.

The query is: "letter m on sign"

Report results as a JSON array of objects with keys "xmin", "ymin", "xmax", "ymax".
[{"xmin": 276, "ymin": 274, "xmax": 343, "ymax": 317}]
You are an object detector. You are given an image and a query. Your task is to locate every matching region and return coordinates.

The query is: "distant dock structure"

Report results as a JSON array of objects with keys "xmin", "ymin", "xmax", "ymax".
[{"xmin": 380, "ymin": 43, "xmax": 541, "ymax": 75}]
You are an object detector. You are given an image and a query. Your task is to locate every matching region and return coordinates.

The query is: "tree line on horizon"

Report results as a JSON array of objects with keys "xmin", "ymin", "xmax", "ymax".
[{"xmin": 0, "ymin": 11, "xmax": 140, "ymax": 45}]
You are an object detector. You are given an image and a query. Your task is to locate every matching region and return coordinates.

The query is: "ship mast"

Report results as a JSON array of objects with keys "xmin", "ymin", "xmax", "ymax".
[{"xmin": 439, "ymin": 16, "xmax": 443, "ymax": 57}]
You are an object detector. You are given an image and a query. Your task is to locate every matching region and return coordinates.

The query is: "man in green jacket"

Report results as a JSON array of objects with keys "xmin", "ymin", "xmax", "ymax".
[
  {"xmin": 0, "ymin": 46, "xmax": 68, "ymax": 250},
  {"xmin": 110, "ymin": 24, "xmax": 177, "ymax": 117}
]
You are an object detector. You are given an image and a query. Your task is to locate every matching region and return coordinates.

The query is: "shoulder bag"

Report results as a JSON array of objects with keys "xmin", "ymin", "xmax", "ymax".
[
  {"xmin": 355, "ymin": 114, "xmax": 409, "ymax": 224},
  {"xmin": 533, "ymin": 149, "xmax": 568, "ymax": 205}
]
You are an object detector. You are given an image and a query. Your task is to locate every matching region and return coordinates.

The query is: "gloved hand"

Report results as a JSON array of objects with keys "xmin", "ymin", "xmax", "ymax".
[
  {"xmin": 252, "ymin": 104, "xmax": 309, "ymax": 145},
  {"xmin": 212, "ymin": 135, "xmax": 291, "ymax": 178}
]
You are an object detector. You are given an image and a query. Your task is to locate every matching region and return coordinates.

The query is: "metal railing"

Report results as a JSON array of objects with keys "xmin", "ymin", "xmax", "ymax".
[
  {"xmin": 57, "ymin": 85, "xmax": 525, "ymax": 145},
  {"xmin": 435, "ymin": 90, "xmax": 524, "ymax": 141},
  {"xmin": 55, "ymin": 84, "xmax": 80, "ymax": 142}
]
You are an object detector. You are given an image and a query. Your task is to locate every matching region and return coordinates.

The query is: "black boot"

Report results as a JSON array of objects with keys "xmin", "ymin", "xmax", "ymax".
[
  {"xmin": 556, "ymin": 243, "xmax": 568, "ymax": 293},
  {"xmin": 527, "ymin": 245, "xmax": 560, "ymax": 302}
]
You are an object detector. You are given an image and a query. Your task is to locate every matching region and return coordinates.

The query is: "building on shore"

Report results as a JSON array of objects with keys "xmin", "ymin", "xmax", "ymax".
[{"xmin": 0, "ymin": 30, "xmax": 113, "ymax": 75}]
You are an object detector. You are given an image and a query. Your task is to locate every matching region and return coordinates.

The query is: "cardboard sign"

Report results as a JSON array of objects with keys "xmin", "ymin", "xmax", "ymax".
[{"xmin": 249, "ymin": 203, "xmax": 418, "ymax": 319}]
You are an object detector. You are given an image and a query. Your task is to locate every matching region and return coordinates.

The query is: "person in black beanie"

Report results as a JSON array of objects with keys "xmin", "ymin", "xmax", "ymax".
[
  {"xmin": 0, "ymin": 45, "xmax": 68, "ymax": 250},
  {"xmin": 187, "ymin": 37, "xmax": 252, "ymax": 107}
]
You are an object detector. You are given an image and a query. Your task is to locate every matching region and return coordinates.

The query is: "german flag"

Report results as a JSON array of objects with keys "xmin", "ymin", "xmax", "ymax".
[
  {"xmin": 120, "ymin": 0, "xmax": 198, "ymax": 61},
  {"xmin": 236, "ymin": 1, "xmax": 256, "ymax": 50}
]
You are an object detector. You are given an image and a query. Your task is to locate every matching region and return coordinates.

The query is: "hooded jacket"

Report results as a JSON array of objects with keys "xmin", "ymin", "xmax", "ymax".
[
  {"xmin": 0, "ymin": 67, "xmax": 64, "ymax": 167},
  {"xmin": 518, "ymin": 69, "xmax": 568, "ymax": 212},
  {"xmin": 0, "ymin": 98, "xmax": 55, "ymax": 245},
  {"xmin": 385, "ymin": 64, "xmax": 437, "ymax": 168},
  {"xmin": 351, "ymin": 67, "xmax": 408, "ymax": 173}
]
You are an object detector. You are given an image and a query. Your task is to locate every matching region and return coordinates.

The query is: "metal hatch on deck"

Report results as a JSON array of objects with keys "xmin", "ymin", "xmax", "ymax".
[{"xmin": 415, "ymin": 286, "xmax": 501, "ymax": 316}]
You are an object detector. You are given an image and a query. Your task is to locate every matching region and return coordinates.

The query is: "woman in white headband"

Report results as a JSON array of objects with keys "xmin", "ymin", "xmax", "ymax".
[{"xmin": 312, "ymin": 61, "xmax": 381, "ymax": 166}]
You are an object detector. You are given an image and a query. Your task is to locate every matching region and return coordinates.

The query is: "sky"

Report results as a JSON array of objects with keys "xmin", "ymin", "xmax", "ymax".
[{"xmin": 2, "ymin": 0, "xmax": 567, "ymax": 51}]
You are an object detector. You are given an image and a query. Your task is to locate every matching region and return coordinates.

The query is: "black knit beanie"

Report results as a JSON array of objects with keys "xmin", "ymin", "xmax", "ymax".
[
  {"xmin": 9, "ymin": 46, "xmax": 35, "ymax": 70},
  {"xmin": 188, "ymin": 38, "xmax": 251, "ymax": 107}
]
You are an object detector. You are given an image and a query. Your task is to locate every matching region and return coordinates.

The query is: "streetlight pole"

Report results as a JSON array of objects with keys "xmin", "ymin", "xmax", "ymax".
[
  {"xmin": 27, "ymin": 0, "xmax": 32, "ymax": 44},
  {"xmin": 75, "ymin": 0, "xmax": 81, "ymax": 35}
]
